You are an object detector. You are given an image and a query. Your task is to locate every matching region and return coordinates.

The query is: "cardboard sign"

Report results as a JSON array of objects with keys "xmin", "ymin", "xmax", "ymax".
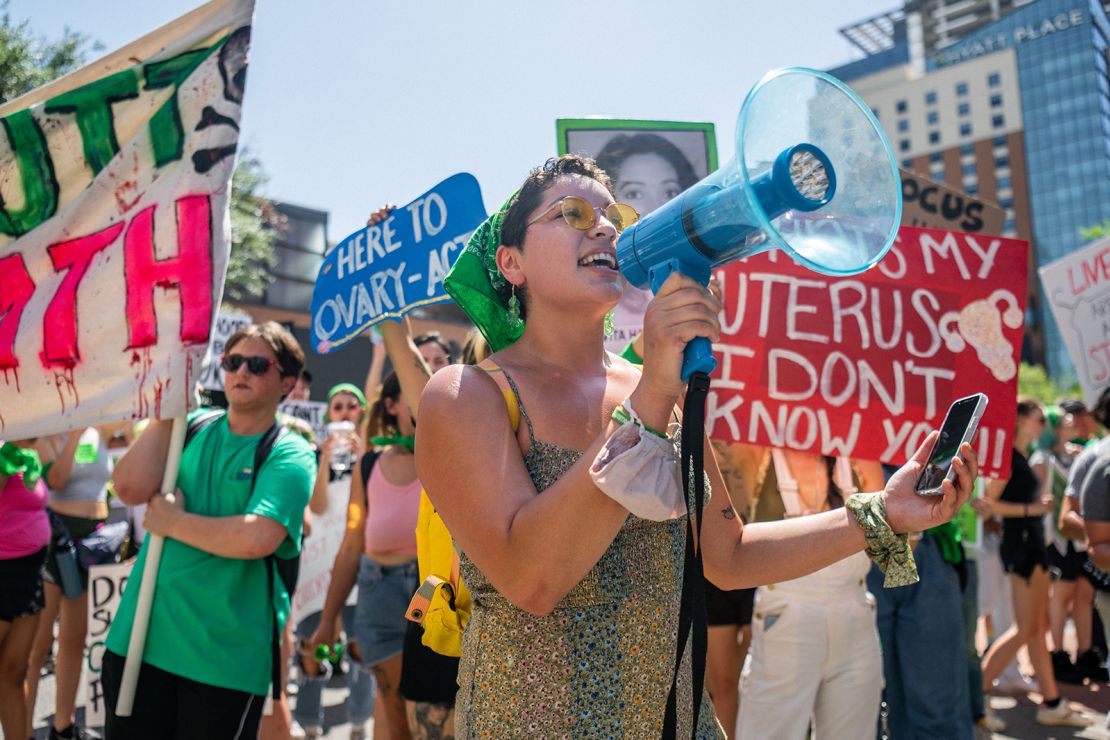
[
  {"xmin": 310, "ymin": 173, "xmax": 486, "ymax": 354},
  {"xmin": 83, "ymin": 561, "xmax": 135, "ymax": 727},
  {"xmin": 1039, "ymin": 235, "xmax": 1110, "ymax": 407},
  {"xmin": 290, "ymin": 477, "xmax": 357, "ymax": 624},
  {"xmin": 198, "ymin": 309, "xmax": 253, "ymax": 391},
  {"xmin": 899, "ymin": 168, "xmax": 1006, "ymax": 235},
  {"xmin": 0, "ymin": 0, "xmax": 254, "ymax": 438},
  {"xmin": 708, "ymin": 226, "xmax": 1028, "ymax": 479},
  {"xmin": 278, "ymin": 399, "xmax": 327, "ymax": 440}
]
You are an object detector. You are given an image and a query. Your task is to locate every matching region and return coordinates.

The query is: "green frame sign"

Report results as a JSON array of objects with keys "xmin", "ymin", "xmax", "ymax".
[{"xmin": 556, "ymin": 118, "xmax": 719, "ymax": 174}]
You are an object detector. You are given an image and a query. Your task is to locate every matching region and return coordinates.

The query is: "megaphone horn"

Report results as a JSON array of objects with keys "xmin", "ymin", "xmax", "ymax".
[{"xmin": 616, "ymin": 67, "xmax": 902, "ymax": 380}]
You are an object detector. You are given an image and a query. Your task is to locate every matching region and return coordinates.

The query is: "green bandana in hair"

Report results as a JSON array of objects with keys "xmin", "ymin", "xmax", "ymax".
[
  {"xmin": 326, "ymin": 382, "xmax": 368, "ymax": 422},
  {"xmin": 0, "ymin": 442, "xmax": 43, "ymax": 487},
  {"xmin": 443, "ymin": 191, "xmax": 522, "ymax": 352}
]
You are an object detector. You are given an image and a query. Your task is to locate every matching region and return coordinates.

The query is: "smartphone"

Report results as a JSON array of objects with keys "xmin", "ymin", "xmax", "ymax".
[{"xmin": 915, "ymin": 393, "xmax": 988, "ymax": 495}]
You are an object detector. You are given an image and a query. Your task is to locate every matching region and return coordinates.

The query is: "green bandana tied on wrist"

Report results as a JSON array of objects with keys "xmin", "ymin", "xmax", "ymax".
[
  {"xmin": 846, "ymin": 492, "xmax": 919, "ymax": 588},
  {"xmin": 0, "ymin": 442, "xmax": 43, "ymax": 487},
  {"xmin": 370, "ymin": 435, "xmax": 415, "ymax": 452},
  {"xmin": 443, "ymin": 191, "xmax": 522, "ymax": 352}
]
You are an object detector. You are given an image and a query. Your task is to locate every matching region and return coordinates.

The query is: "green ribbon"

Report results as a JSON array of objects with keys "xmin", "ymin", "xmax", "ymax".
[
  {"xmin": 0, "ymin": 442, "xmax": 43, "ymax": 487},
  {"xmin": 370, "ymin": 435, "xmax": 415, "ymax": 452}
]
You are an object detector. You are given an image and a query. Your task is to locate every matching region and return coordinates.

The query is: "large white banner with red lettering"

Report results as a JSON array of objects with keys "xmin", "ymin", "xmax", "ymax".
[
  {"xmin": 1039, "ymin": 236, "xmax": 1110, "ymax": 409},
  {"xmin": 708, "ymin": 226, "xmax": 1028, "ymax": 479},
  {"xmin": 0, "ymin": 0, "xmax": 253, "ymax": 438}
]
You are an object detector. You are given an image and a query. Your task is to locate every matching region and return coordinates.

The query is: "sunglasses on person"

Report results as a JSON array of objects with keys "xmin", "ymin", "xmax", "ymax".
[
  {"xmin": 220, "ymin": 354, "xmax": 279, "ymax": 375},
  {"xmin": 526, "ymin": 196, "xmax": 640, "ymax": 234}
]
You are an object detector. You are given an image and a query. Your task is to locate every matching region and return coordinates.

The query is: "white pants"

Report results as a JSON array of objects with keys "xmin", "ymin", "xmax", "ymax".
[{"xmin": 736, "ymin": 552, "xmax": 881, "ymax": 739}]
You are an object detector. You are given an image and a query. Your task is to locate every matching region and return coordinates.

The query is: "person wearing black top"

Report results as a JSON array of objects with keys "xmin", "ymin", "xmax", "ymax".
[{"xmin": 978, "ymin": 399, "xmax": 1090, "ymax": 727}]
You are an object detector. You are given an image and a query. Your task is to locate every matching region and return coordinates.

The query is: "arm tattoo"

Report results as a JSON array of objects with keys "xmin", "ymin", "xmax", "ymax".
[{"xmin": 721, "ymin": 505, "xmax": 736, "ymax": 520}]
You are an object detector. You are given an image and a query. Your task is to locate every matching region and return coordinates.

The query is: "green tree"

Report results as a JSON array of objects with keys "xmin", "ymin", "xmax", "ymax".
[
  {"xmin": 226, "ymin": 152, "xmax": 282, "ymax": 301},
  {"xmin": 1081, "ymin": 220, "xmax": 1110, "ymax": 242},
  {"xmin": 0, "ymin": 4, "xmax": 98, "ymax": 103},
  {"xmin": 1018, "ymin": 361, "xmax": 1081, "ymax": 404}
]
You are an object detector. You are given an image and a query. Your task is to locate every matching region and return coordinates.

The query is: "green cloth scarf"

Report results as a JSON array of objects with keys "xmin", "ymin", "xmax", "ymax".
[
  {"xmin": 0, "ymin": 442, "xmax": 42, "ymax": 487},
  {"xmin": 370, "ymin": 435, "xmax": 415, "ymax": 452},
  {"xmin": 443, "ymin": 191, "xmax": 522, "ymax": 352},
  {"xmin": 927, "ymin": 520, "xmax": 964, "ymax": 566}
]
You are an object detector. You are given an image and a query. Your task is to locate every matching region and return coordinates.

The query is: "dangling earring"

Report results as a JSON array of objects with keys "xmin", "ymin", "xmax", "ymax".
[
  {"xmin": 507, "ymin": 284, "xmax": 523, "ymax": 330},
  {"xmin": 604, "ymin": 310, "xmax": 614, "ymax": 338}
]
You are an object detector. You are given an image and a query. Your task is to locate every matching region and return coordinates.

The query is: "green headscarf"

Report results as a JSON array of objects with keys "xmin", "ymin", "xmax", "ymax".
[
  {"xmin": 443, "ymin": 191, "xmax": 522, "ymax": 352},
  {"xmin": 0, "ymin": 442, "xmax": 43, "ymax": 487}
]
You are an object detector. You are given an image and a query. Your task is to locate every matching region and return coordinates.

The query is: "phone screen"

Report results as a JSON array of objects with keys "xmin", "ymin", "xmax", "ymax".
[{"xmin": 916, "ymin": 395, "xmax": 983, "ymax": 492}]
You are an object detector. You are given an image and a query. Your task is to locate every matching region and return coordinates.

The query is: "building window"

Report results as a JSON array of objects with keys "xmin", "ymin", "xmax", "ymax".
[
  {"xmin": 962, "ymin": 162, "xmax": 976, "ymax": 176},
  {"xmin": 929, "ymin": 131, "xmax": 941, "ymax": 145},
  {"xmin": 927, "ymin": 111, "xmax": 939, "ymax": 125},
  {"xmin": 992, "ymin": 114, "xmax": 1005, "ymax": 128},
  {"xmin": 966, "ymin": 182, "xmax": 979, "ymax": 195},
  {"xmin": 902, "ymin": 158, "xmax": 913, "ymax": 168},
  {"xmin": 900, "ymin": 139, "xmax": 910, "ymax": 152},
  {"xmin": 956, "ymin": 82, "xmax": 969, "ymax": 96},
  {"xmin": 926, "ymin": 91, "xmax": 937, "ymax": 105},
  {"xmin": 898, "ymin": 119, "xmax": 909, "ymax": 132},
  {"xmin": 988, "ymin": 73, "xmax": 1001, "ymax": 87},
  {"xmin": 959, "ymin": 123, "xmax": 972, "ymax": 137},
  {"xmin": 960, "ymin": 144, "xmax": 974, "ymax": 156},
  {"xmin": 1000, "ymin": 196, "xmax": 1013, "ymax": 209},
  {"xmin": 896, "ymin": 99, "xmax": 907, "ymax": 114},
  {"xmin": 997, "ymin": 176, "xmax": 1011, "ymax": 189},
  {"xmin": 930, "ymin": 151, "xmax": 943, "ymax": 163},
  {"xmin": 990, "ymin": 93, "xmax": 1003, "ymax": 107},
  {"xmin": 995, "ymin": 155, "xmax": 1009, "ymax": 167},
  {"xmin": 1004, "ymin": 216, "xmax": 1015, "ymax": 233},
  {"xmin": 958, "ymin": 102, "xmax": 970, "ymax": 116}
]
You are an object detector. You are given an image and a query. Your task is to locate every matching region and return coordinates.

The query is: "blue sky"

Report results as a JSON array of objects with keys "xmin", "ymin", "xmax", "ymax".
[{"xmin": 23, "ymin": 1, "xmax": 886, "ymax": 242}]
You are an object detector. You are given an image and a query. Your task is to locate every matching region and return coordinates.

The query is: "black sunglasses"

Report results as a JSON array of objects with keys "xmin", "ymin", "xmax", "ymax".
[{"xmin": 220, "ymin": 354, "xmax": 279, "ymax": 376}]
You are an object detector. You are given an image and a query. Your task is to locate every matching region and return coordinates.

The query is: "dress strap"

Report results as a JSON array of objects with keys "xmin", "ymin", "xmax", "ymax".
[{"xmin": 477, "ymin": 363, "xmax": 536, "ymax": 447}]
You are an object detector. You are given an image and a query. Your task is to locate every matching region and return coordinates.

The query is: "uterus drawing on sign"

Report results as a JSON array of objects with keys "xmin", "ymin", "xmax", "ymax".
[
  {"xmin": 938, "ymin": 290, "xmax": 1023, "ymax": 382},
  {"xmin": 192, "ymin": 25, "xmax": 249, "ymax": 174}
]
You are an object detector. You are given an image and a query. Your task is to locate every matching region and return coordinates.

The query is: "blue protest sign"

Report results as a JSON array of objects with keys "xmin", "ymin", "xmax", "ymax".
[{"xmin": 310, "ymin": 173, "xmax": 486, "ymax": 353}]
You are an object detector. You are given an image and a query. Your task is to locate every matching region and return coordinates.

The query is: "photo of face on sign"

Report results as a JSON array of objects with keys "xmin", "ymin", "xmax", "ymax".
[{"xmin": 559, "ymin": 122, "xmax": 717, "ymax": 353}]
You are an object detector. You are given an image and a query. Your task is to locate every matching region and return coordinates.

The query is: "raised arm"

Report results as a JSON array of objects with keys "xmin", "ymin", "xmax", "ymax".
[
  {"xmin": 44, "ymin": 429, "xmax": 82, "ymax": 490},
  {"xmin": 379, "ymin": 318, "xmax": 432, "ymax": 418},
  {"xmin": 112, "ymin": 419, "xmax": 175, "ymax": 504}
]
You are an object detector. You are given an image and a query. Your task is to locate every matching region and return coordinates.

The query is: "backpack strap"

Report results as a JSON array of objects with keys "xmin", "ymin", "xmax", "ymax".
[{"xmin": 184, "ymin": 409, "xmax": 225, "ymax": 447}]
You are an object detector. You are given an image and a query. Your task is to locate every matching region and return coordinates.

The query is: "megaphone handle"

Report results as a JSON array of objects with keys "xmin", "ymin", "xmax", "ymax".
[{"xmin": 648, "ymin": 260, "xmax": 718, "ymax": 382}]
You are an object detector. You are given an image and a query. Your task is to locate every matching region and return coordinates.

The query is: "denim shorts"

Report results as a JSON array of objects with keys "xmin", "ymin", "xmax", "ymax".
[{"xmin": 352, "ymin": 557, "xmax": 419, "ymax": 668}]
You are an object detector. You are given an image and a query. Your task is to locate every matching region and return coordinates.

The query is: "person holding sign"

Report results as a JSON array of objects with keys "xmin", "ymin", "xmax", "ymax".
[
  {"xmin": 100, "ymin": 322, "xmax": 315, "ymax": 739},
  {"xmin": 416, "ymin": 155, "xmax": 977, "ymax": 736},
  {"xmin": 0, "ymin": 438, "xmax": 49, "ymax": 740}
]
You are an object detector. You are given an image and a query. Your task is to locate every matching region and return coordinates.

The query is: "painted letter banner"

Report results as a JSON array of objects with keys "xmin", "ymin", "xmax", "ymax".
[
  {"xmin": 708, "ymin": 226, "xmax": 1027, "ymax": 480},
  {"xmin": 0, "ymin": 0, "xmax": 253, "ymax": 439},
  {"xmin": 1039, "ymin": 235, "xmax": 1110, "ymax": 409},
  {"xmin": 310, "ymin": 173, "xmax": 486, "ymax": 354}
]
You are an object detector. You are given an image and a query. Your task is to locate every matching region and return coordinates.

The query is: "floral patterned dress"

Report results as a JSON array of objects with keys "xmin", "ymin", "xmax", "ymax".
[{"xmin": 454, "ymin": 369, "xmax": 723, "ymax": 739}]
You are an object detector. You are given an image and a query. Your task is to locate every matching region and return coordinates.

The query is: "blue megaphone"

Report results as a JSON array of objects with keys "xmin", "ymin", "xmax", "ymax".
[{"xmin": 617, "ymin": 67, "xmax": 902, "ymax": 380}]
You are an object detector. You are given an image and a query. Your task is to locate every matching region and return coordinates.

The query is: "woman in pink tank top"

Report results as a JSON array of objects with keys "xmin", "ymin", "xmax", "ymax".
[
  {"xmin": 0, "ymin": 438, "xmax": 50, "ymax": 740},
  {"xmin": 311, "ymin": 370, "xmax": 420, "ymax": 739}
]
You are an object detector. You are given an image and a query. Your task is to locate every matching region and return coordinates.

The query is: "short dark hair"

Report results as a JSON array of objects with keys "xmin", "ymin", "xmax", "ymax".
[
  {"xmin": 497, "ymin": 155, "xmax": 614, "ymax": 321},
  {"xmin": 595, "ymin": 133, "xmax": 700, "ymax": 191},
  {"xmin": 1094, "ymin": 387, "xmax": 1110, "ymax": 427},
  {"xmin": 299, "ymin": 369, "xmax": 313, "ymax": 385},
  {"xmin": 414, "ymin": 331, "xmax": 451, "ymax": 361},
  {"xmin": 225, "ymin": 321, "xmax": 305, "ymax": 380},
  {"xmin": 367, "ymin": 371, "xmax": 402, "ymax": 439}
]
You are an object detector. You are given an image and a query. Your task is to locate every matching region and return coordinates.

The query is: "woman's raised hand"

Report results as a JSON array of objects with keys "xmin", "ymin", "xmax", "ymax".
[
  {"xmin": 631, "ymin": 272, "xmax": 721, "ymax": 423},
  {"xmin": 881, "ymin": 431, "xmax": 978, "ymax": 534}
]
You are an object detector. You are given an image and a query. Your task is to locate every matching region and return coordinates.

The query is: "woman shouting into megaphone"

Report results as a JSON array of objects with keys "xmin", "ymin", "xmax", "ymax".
[{"xmin": 415, "ymin": 155, "xmax": 977, "ymax": 738}]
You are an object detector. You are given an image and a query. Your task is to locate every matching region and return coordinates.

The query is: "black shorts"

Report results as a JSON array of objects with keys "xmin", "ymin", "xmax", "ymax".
[
  {"xmin": 0, "ymin": 547, "xmax": 47, "ymax": 621},
  {"xmin": 102, "ymin": 650, "xmax": 265, "ymax": 739},
  {"xmin": 1047, "ymin": 541, "xmax": 1087, "ymax": 582},
  {"xmin": 705, "ymin": 578, "xmax": 756, "ymax": 627},
  {"xmin": 1001, "ymin": 531, "xmax": 1051, "ymax": 580},
  {"xmin": 398, "ymin": 620, "xmax": 460, "ymax": 705},
  {"xmin": 44, "ymin": 512, "xmax": 104, "ymax": 588}
]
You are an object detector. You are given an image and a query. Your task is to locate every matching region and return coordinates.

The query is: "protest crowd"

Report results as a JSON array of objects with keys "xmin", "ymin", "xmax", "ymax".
[{"xmin": 5, "ymin": 2, "xmax": 1110, "ymax": 740}]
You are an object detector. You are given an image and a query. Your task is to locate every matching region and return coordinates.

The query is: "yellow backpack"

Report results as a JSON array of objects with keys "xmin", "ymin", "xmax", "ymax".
[{"xmin": 406, "ymin": 490, "xmax": 471, "ymax": 656}]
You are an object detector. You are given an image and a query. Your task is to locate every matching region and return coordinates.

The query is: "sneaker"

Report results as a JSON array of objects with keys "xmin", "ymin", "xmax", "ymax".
[
  {"xmin": 1076, "ymin": 649, "xmax": 1110, "ymax": 682},
  {"xmin": 289, "ymin": 721, "xmax": 322, "ymax": 739},
  {"xmin": 994, "ymin": 672, "xmax": 1038, "ymax": 695},
  {"xmin": 350, "ymin": 724, "xmax": 368, "ymax": 740},
  {"xmin": 982, "ymin": 705, "xmax": 1006, "ymax": 732},
  {"xmin": 1051, "ymin": 649, "xmax": 1084, "ymax": 684},
  {"xmin": 1035, "ymin": 701, "xmax": 1093, "ymax": 727},
  {"xmin": 49, "ymin": 725, "xmax": 96, "ymax": 740}
]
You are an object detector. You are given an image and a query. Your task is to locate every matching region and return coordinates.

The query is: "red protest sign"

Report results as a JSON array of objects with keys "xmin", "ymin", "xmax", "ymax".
[{"xmin": 708, "ymin": 226, "xmax": 1028, "ymax": 480}]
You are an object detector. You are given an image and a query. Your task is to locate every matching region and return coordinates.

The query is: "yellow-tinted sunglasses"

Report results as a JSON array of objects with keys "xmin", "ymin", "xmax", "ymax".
[{"xmin": 527, "ymin": 196, "xmax": 640, "ymax": 234}]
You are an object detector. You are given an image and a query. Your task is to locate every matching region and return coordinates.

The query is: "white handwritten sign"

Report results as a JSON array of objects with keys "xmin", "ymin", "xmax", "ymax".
[
  {"xmin": 83, "ymin": 561, "xmax": 134, "ymax": 727},
  {"xmin": 290, "ymin": 478, "xmax": 357, "ymax": 624}
]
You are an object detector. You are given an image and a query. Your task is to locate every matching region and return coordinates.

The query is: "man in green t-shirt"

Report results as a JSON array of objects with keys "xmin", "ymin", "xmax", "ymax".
[{"xmin": 102, "ymin": 322, "xmax": 316, "ymax": 739}]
